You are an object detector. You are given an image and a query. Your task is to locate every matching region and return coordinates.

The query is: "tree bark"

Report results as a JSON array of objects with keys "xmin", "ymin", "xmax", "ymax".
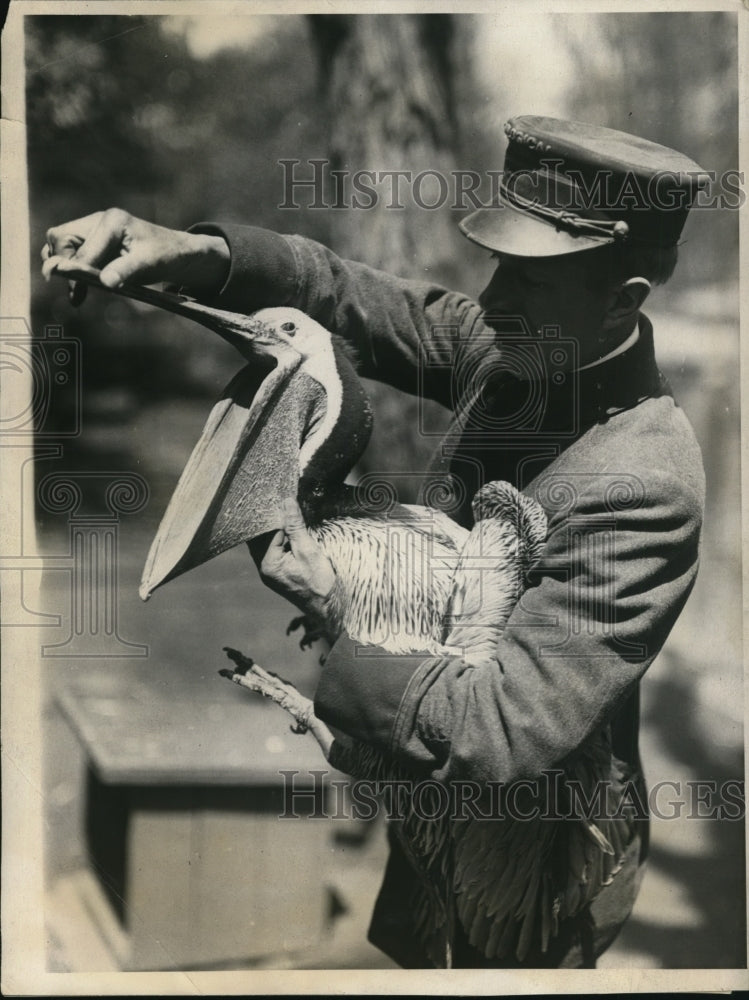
[{"xmin": 308, "ymin": 15, "xmax": 469, "ymax": 499}]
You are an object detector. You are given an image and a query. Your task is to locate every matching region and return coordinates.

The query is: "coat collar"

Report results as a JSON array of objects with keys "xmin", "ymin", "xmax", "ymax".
[
  {"xmin": 482, "ymin": 312, "xmax": 669, "ymax": 432},
  {"xmin": 424, "ymin": 313, "xmax": 670, "ymax": 521},
  {"xmin": 573, "ymin": 312, "xmax": 670, "ymax": 425}
]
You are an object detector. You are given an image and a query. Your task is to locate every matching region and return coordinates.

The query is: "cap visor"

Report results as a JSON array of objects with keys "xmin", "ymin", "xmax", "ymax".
[{"xmin": 459, "ymin": 201, "xmax": 608, "ymax": 257}]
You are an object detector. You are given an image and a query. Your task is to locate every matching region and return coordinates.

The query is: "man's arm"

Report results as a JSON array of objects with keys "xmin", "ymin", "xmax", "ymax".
[
  {"xmin": 191, "ymin": 222, "xmax": 484, "ymax": 406},
  {"xmin": 43, "ymin": 210, "xmax": 485, "ymax": 408},
  {"xmin": 314, "ymin": 465, "xmax": 704, "ymax": 784}
]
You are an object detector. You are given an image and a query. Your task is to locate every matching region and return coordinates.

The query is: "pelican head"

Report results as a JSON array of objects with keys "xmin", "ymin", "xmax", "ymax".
[{"xmin": 140, "ymin": 308, "xmax": 372, "ymax": 599}]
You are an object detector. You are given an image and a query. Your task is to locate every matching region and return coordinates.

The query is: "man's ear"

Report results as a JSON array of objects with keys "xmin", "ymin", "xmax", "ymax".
[{"xmin": 603, "ymin": 277, "xmax": 651, "ymax": 329}]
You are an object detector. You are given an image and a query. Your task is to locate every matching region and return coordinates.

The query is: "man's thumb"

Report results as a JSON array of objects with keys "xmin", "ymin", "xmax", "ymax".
[
  {"xmin": 99, "ymin": 265, "xmax": 125, "ymax": 289},
  {"xmin": 100, "ymin": 249, "xmax": 149, "ymax": 289},
  {"xmin": 282, "ymin": 498, "xmax": 307, "ymax": 539}
]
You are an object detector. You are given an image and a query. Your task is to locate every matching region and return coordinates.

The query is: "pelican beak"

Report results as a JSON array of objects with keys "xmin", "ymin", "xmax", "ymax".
[
  {"xmin": 140, "ymin": 354, "xmax": 326, "ymax": 600},
  {"xmin": 45, "ymin": 267, "xmax": 334, "ymax": 600}
]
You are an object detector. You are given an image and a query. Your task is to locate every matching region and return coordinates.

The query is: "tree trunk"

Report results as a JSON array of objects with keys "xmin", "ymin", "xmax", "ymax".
[{"xmin": 308, "ymin": 14, "xmax": 469, "ymax": 499}]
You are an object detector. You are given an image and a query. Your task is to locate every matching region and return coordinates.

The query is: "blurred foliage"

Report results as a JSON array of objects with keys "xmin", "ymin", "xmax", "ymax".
[
  {"xmin": 26, "ymin": 15, "xmax": 332, "ymax": 234},
  {"xmin": 560, "ymin": 11, "xmax": 739, "ymax": 294},
  {"xmin": 27, "ymin": 18, "xmax": 163, "ymax": 197}
]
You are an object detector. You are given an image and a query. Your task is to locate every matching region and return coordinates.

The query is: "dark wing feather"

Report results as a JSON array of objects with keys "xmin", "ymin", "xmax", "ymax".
[{"xmin": 450, "ymin": 733, "xmax": 636, "ymax": 962}]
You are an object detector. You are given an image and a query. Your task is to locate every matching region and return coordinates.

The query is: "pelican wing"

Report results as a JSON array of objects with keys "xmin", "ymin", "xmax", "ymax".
[
  {"xmin": 441, "ymin": 481, "xmax": 548, "ymax": 658},
  {"xmin": 451, "ymin": 733, "xmax": 636, "ymax": 962}
]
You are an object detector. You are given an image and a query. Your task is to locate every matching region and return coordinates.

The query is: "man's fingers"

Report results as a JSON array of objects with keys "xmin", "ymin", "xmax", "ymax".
[
  {"xmin": 43, "ymin": 211, "xmax": 223, "ymax": 300},
  {"xmin": 43, "ymin": 209, "xmax": 132, "ymax": 287},
  {"xmin": 67, "ymin": 209, "xmax": 130, "ymax": 272},
  {"xmin": 44, "ymin": 211, "xmax": 106, "ymax": 259},
  {"xmin": 40, "ymin": 255, "xmax": 88, "ymax": 306}
]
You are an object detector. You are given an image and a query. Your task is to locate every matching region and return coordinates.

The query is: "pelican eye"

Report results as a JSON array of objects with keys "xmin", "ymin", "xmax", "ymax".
[{"xmin": 280, "ymin": 322, "xmax": 297, "ymax": 335}]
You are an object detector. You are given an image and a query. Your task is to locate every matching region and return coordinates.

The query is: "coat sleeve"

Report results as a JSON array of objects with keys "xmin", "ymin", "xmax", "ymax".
[
  {"xmin": 314, "ymin": 465, "xmax": 704, "ymax": 784},
  {"xmin": 188, "ymin": 222, "xmax": 484, "ymax": 407}
]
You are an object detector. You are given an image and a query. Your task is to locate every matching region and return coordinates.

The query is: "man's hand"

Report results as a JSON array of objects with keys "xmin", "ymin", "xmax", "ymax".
[
  {"xmin": 41, "ymin": 207, "xmax": 229, "ymax": 305},
  {"xmin": 250, "ymin": 499, "xmax": 336, "ymax": 621}
]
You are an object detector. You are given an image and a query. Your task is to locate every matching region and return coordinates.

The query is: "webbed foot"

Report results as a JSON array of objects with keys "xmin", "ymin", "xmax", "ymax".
[{"xmin": 220, "ymin": 647, "xmax": 334, "ymax": 757}]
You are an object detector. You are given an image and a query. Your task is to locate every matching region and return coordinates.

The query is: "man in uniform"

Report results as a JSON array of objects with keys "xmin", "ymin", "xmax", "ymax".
[{"xmin": 43, "ymin": 116, "xmax": 708, "ymax": 967}]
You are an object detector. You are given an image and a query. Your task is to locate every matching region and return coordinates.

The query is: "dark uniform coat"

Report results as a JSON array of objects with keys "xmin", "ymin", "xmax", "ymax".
[{"xmin": 194, "ymin": 221, "xmax": 706, "ymax": 967}]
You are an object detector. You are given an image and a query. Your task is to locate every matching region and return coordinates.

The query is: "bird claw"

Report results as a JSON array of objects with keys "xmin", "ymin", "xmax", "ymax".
[
  {"xmin": 286, "ymin": 615, "xmax": 306, "ymax": 637},
  {"xmin": 286, "ymin": 614, "xmax": 325, "ymax": 650},
  {"xmin": 219, "ymin": 647, "xmax": 314, "ymax": 735},
  {"xmin": 222, "ymin": 646, "xmax": 254, "ymax": 675}
]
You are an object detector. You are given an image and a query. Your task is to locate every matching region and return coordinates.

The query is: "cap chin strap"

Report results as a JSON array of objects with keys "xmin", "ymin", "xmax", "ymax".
[{"xmin": 500, "ymin": 180, "xmax": 631, "ymax": 243}]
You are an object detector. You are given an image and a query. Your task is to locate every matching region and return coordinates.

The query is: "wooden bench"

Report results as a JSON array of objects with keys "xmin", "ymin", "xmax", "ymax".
[{"xmin": 56, "ymin": 674, "xmax": 333, "ymax": 970}]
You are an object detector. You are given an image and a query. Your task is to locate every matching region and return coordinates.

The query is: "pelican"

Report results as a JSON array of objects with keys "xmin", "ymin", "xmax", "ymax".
[{"xmin": 54, "ymin": 263, "xmax": 635, "ymax": 967}]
